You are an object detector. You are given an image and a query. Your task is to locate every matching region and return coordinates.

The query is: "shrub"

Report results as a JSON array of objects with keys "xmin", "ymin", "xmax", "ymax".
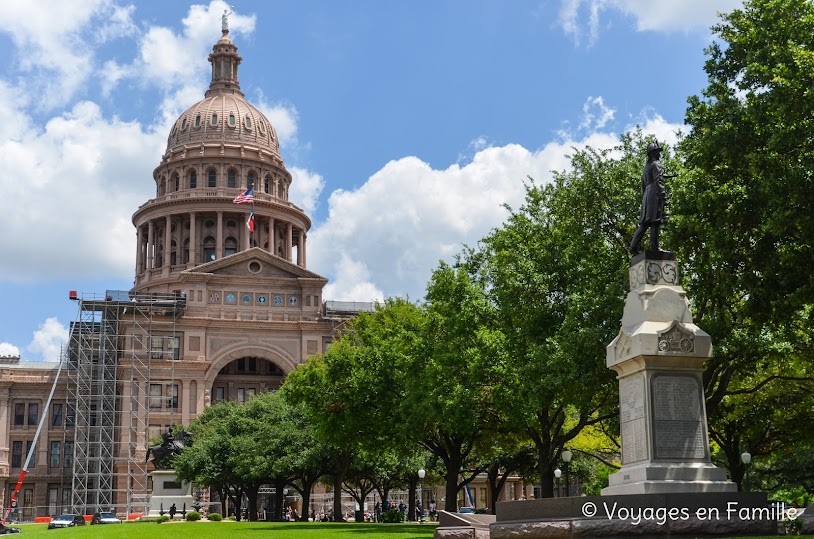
[
  {"xmin": 186, "ymin": 511, "xmax": 201, "ymax": 521},
  {"xmin": 156, "ymin": 515, "xmax": 170, "ymax": 524},
  {"xmin": 381, "ymin": 509, "xmax": 405, "ymax": 523},
  {"xmin": 208, "ymin": 513, "xmax": 223, "ymax": 521}
]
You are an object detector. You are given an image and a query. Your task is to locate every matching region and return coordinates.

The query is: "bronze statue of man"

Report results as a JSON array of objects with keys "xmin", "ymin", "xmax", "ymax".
[{"xmin": 630, "ymin": 141, "xmax": 668, "ymax": 255}]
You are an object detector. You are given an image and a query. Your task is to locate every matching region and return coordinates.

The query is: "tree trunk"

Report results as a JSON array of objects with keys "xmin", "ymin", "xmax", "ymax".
[
  {"xmin": 299, "ymin": 479, "xmax": 315, "ymax": 521},
  {"xmin": 246, "ymin": 484, "xmax": 260, "ymax": 521},
  {"xmin": 273, "ymin": 478, "xmax": 287, "ymax": 521},
  {"xmin": 537, "ymin": 453, "xmax": 554, "ymax": 498},
  {"xmin": 407, "ymin": 475, "xmax": 418, "ymax": 521},
  {"xmin": 444, "ymin": 458, "xmax": 461, "ymax": 512},
  {"xmin": 333, "ymin": 474, "xmax": 345, "ymax": 521}
]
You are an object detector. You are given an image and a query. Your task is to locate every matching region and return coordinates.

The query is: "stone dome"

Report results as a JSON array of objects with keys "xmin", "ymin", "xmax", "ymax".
[{"xmin": 166, "ymin": 95, "xmax": 281, "ymax": 160}]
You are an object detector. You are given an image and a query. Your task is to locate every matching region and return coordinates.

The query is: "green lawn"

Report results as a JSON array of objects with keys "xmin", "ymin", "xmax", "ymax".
[
  {"xmin": 10, "ymin": 521, "xmax": 814, "ymax": 539},
  {"xmin": 11, "ymin": 521, "xmax": 437, "ymax": 539}
]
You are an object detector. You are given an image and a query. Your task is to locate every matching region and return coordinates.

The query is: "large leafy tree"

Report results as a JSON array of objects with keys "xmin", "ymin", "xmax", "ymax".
[
  {"xmin": 472, "ymin": 133, "xmax": 669, "ymax": 497},
  {"xmin": 674, "ymin": 0, "xmax": 814, "ymax": 483}
]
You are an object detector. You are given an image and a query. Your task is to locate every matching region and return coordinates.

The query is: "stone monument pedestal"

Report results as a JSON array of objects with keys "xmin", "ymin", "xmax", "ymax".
[
  {"xmin": 147, "ymin": 470, "xmax": 194, "ymax": 517},
  {"xmin": 602, "ymin": 252, "xmax": 735, "ymax": 495}
]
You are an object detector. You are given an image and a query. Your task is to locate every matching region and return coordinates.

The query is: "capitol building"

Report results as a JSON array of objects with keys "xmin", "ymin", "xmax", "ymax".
[{"xmin": 0, "ymin": 25, "xmax": 359, "ymax": 518}]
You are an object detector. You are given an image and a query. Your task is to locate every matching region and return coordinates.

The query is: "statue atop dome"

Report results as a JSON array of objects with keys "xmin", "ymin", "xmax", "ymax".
[{"xmin": 222, "ymin": 8, "xmax": 233, "ymax": 33}]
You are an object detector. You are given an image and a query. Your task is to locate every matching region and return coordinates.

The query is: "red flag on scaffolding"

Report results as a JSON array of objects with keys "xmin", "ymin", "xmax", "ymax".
[{"xmin": 247, "ymin": 212, "xmax": 255, "ymax": 232}]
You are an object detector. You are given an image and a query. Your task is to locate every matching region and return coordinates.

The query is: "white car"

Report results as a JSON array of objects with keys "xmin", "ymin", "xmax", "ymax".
[{"xmin": 91, "ymin": 512, "xmax": 122, "ymax": 525}]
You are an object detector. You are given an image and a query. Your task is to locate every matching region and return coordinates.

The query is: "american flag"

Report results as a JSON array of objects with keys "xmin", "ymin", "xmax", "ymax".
[{"xmin": 232, "ymin": 187, "xmax": 254, "ymax": 204}]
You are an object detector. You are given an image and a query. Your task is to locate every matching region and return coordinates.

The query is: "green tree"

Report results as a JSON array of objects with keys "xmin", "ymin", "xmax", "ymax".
[
  {"xmin": 474, "ymin": 133, "xmax": 665, "ymax": 497},
  {"xmin": 674, "ymin": 0, "xmax": 814, "ymax": 483}
]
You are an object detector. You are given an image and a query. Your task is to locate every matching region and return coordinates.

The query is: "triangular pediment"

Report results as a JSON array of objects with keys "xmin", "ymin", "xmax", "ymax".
[{"xmin": 179, "ymin": 247, "xmax": 327, "ymax": 282}]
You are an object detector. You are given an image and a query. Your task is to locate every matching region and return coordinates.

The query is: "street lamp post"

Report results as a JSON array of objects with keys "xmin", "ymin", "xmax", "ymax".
[
  {"xmin": 741, "ymin": 452, "xmax": 752, "ymax": 492},
  {"xmin": 418, "ymin": 469, "xmax": 426, "ymax": 522},
  {"xmin": 554, "ymin": 468, "xmax": 562, "ymax": 498},
  {"xmin": 562, "ymin": 450, "xmax": 573, "ymax": 497}
]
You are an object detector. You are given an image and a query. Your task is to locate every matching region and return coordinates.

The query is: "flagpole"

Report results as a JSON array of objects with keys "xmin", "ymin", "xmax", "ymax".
[{"xmin": 250, "ymin": 178, "xmax": 254, "ymax": 247}]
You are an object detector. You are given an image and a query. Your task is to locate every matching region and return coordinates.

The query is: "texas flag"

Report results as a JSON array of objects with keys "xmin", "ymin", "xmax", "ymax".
[{"xmin": 247, "ymin": 213, "xmax": 255, "ymax": 232}]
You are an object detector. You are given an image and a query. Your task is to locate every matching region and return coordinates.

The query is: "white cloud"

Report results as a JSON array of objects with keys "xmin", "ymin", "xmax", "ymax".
[
  {"xmin": 309, "ymin": 115, "xmax": 682, "ymax": 303},
  {"xmin": 0, "ymin": 91, "xmax": 165, "ymax": 282},
  {"xmin": 289, "ymin": 167, "xmax": 325, "ymax": 215},
  {"xmin": 0, "ymin": 343, "xmax": 21, "ymax": 358},
  {"xmin": 255, "ymin": 98, "xmax": 300, "ymax": 149},
  {"xmin": 558, "ymin": 0, "xmax": 744, "ymax": 44},
  {"xmin": 580, "ymin": 96, "xmax": 616, "ymax": 130},
  {"xmin": 27, "ymin": 318, "xmax": 68, "ymax": 363},
  {"xmin": 3, "ymin": 0, "xmax": 137, "ymax": 109}
]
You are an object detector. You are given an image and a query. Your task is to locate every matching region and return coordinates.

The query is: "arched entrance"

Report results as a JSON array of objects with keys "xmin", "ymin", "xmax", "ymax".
[{"xmin": 210, "ymin": 356, "xmax": 286, "ymax": 403}]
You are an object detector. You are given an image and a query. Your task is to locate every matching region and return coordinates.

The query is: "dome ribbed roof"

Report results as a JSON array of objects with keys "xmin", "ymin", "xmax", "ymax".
[
  {"xmin": 164, "ymin": 30, "xmax": 281, "ymax": 160},
  {"xmin": 166, "ymin": 96, "xmax": 281, "ymax": 159}
]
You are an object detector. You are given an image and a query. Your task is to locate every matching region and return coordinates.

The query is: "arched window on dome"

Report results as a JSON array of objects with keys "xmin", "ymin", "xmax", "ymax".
[
  {"xmin": 224, "ymin": 237, "xmax": 238, "ymax": 257},
  {"xmin": 211, "ymin": 113, "xmax": 218, "ymax": 126},
  {"xmin": 244, "ymin": 115, "xmax": 252, "ymax": 129},
  {"xmin": 228, "ymin": 170, "xmax": 237, "ymax": 188},
  {"xmin": 208, "ymin": 169, "xmax": 217, "ymax": 188},
  {"xmin": 195, "ymin": 114, "xmax": 201, "ymax": 128},
  {"xmin": 173, "ymin": 173, "xmax": 180, "ymax": 192},
  {"xmin": 158, "ymin": 176, "xmax": 166, "ymax": 197},
  {"xmin": 228, "ymin": 113, "xmax": 236, "ymax": 128},
  {"xmin": 258, "ymin": 120, "xmax": 266, "ymax": 135},
  {"xmin": 264, "ymin": 174, "xmax": 270, "ymax": 194},
  {"xmin": 203, "ymin": 236, "xmax": 216, "ymax": 263},
  {"xmin": 181, "ymin": 118, "xmax": 187, "ymax": 130},
  {"xmin": 189, "ymin": 170, "xmax": 197, "ymax": 189},
  {"xmin": 247, "ymin": 171, "xmax": 255, "ymax": 190}
]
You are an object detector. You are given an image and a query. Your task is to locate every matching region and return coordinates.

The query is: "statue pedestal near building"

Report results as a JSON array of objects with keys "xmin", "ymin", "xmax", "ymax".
[
  {"xmin": 147, "ymin": 470, "xmax": 194, "ymax": 517},
  {"xmin": 602, "ymin": 252, "xmax": 734, "ymax": 494}
]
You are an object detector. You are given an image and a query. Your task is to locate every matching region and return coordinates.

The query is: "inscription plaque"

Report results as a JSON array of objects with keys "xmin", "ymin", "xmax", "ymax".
[
  {"xmin": 652, "ymin": 375, "xmax": 706, "ymax": 459},
  {"xmin": 620, "ymin": 375, "xmax": 647, "ymax": 463}
]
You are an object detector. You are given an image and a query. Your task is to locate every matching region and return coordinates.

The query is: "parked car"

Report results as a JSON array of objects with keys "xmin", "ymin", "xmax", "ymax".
[
  {"xmin": 48, "ymin": 514, "xmax": 86, "ymax": 529},
  {"xmin": 91, "ymin": 512, "xmax": 122, "ymax": 525},
  {"xmin": 0, "ymin": 522, "xmax": 21, "ymax": 534}
]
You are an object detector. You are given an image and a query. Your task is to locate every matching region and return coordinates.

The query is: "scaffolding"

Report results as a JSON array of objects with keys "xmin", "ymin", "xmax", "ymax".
[{"xmin": 67, "ymin": 290, "xmax": 186, "ymax": 515}]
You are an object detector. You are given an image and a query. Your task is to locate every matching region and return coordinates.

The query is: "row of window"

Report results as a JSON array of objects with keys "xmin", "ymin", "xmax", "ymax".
[
  {"xmin": 158, "ymin": 169, "xmax": 288, "ymax": 199},
  {"xmin": 212, "ymin": 386, "xmax": 258, "ymax": 404},
  {"xmin": 149, "ymin": 384, "xmax": 179, "ymax": 410},
  {"xmin": 178, "ymin": 112, "xmax": 267, "ymax": 135},
  {"xmin": 13, "ymin": 402, "xmax": 75, "ymax": 428},
  {"xmin": 10, "ymin": 440, "xmax": 74, "ymax": 469}
]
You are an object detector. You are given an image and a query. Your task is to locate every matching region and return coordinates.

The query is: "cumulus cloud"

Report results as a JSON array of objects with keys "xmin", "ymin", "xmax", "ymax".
[
  {"xmin": 0, "ymin": 91, "xmax": 165, "ymax": 282},
  {"xmin": 558, "ymin": 0, "xmax": 744, "ymax": 44},
  {"xmin": 255, "ymin": 98, "xmax": 300, "ymax": 149},
  {"xmin": 27, "ymin": 318, "xmax": 69, "ymax": 363},
  {"xmin": 3, "ymin": 0, "xmax": 136, "ymax": 109},
  {"xmin": 0, "ymin": 343, "xmax": 21, "ymax": 358},
  {"xmin": 289, "ymin": 167, "xmax": 325, "ymax": 215},
  {"xmin": 309, "ymin": 115, "xmax": 682, "ymax": 302}
]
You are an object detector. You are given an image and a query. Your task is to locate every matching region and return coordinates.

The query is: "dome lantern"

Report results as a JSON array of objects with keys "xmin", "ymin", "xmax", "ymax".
[{"xmin": 205, "ymin": 28, "xmax": 244, "ymax": 98}]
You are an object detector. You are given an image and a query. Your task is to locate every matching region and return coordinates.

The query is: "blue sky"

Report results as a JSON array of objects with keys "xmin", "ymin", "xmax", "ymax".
[{"xmin": 0, "ymin": 0, "xmax": 743, "ymax": 361}]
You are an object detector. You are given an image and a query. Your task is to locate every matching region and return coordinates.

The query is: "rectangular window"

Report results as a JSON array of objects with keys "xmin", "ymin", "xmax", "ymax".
[
  {"xmin": 150, "ymin": 337, "xmax": 163, "ymax": 359},
  {"xmin": 61, "ymin": 487, "xmax": 71, "ymax": 509},
  {"xmin": 64, "ymin": 441, "xmax": 74, "ymax": 468},
  {"xmin": 22, "ymin": 489, "xmax": 33, "ymax": 520},
  {"xmin": 237, "ymin": 388, "xmax": 246, "ymax": 402},
  {"xmin": 48, "ymin": 486, "xmax": 59, "ymax": 516},
  {"xmin": 50, "ymin": 441, "xmax": 60, "ymax": 468},
  {"xmin": 169, "ymin": 336, "xmax": 180, "ymax": 360},
  {"xmin": 149, "ymin": 384, "xmax": 162, "ymax": 409},
  {"xmin": 248, "ymin": 358, "xmax": 257, "ymax": 372},
  {"xmin": 214, "ymin": 387, "xmax": 225, "ymax": 403},
  {"xmin": 11, "ymin": 441, "xmax": 22, "ymax": 468},
  {"xmin": 14, "ymin": 403, "xmax": 24, "ymax": 426},
  {"xmin": 26, "ymin": 440, "xmax": 36, "ymax": 466},
  {"xmin": 28, "ymin": 403, "xmax": 39, "ymax": 426},
  {"xmin": 237, "ymin": 358, "xmax": 246, "ymax": 372},
  {"xmin": 167, "ymin": 384, "xmax": 179, "ymax": 409},
  {"xmin": 52, "ymin": 403, "xmax": 63, "ymax": 427},
  {"xmin": 66, "ymin": 404, "xmax": 75, "ymax": 427},
  {"xmin": 247, "ymin": 388, "xmax": 256, "ymax": 398},
  {"xmin": 147, "ymin": 425, "xmax": 161, "ymax": 443}
]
